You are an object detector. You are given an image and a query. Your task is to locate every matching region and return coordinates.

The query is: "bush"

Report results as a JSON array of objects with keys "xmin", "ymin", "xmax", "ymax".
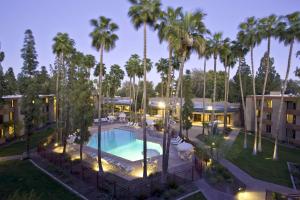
[
  {"xmin": 167, "ymin": 180, "xmax": 178, "ymax": 189},
  {"xmin": 135, "ymin": 193, "xmax": 148, "ymax": 200},
  {"xmin": 151, "ymin": 187, "xmax": 164, "ymax": 197},
  {"xmin": 168, "ymin": 189, "xmax": 180, "ymax": 197},
  {"xmin": 163, "ymin": 191, "xmax": 171, "ymax": 200}
]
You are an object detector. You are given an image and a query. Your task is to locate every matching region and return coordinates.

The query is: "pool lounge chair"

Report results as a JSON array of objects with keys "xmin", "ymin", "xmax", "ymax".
[
  {"xmin": 171, "ymin": 138, "xmax": 183, "ymax": 145},
  {"xmin": 171, "ymin": 136, "xmax": 181, "ymax": 143}
]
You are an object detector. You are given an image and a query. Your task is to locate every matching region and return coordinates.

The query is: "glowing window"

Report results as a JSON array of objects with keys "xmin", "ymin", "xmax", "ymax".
[
  {"xmin": 287, "ymin": 114, "xmax": 296, "ymax": 124},
  {"xmin": 8, "ymin": 126, "xmax": 14, "ymax": 135},
  {"xmin": 266, "ymin": 100, "xmax": 272, "ymax": 108},
  {"xmin": 45, "ymin": 97, "xmax": 49, "ymax": 104},
  {"xmin": 11, "ymin": 100, "xmax": 14, "ymax": 108},
  {"xmin": 9, "ymin": 112, "xmax": 13, "ymax": 121}
]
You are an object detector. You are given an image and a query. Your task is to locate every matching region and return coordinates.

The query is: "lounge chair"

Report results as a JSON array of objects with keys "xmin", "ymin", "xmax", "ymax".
[
  {"xmin": 171, "ymin": 138, "xmax": 183, "ymax": 145},
  {"xmin": 171, "ymin": 136, "xmax": 181, "ymax": 143}
]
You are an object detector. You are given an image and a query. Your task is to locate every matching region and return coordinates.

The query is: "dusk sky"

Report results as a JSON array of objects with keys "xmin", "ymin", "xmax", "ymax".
[{"xmin": 1, "ymin": 0, "xmax": 300, "ymax": 84}]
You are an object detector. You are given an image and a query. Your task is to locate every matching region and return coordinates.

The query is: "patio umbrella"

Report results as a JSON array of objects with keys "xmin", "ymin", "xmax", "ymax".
[{"xmin": 176, "ymin": 142, "xmax": 194, "ymax": 152}]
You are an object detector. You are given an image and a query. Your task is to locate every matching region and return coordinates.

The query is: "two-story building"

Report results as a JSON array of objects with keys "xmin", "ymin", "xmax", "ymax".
[
  {"xmin": 246, "ymin": 91, "xmax": 300, "ymax": 145},
  {"xmin": 0, "ymin": 94, "xmax": 55, "ymax": 143}
]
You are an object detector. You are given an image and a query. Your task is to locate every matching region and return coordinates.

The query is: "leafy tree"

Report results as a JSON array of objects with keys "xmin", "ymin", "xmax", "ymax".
[
  {"xmin": 3, "ymin": 67, "xmax": 17, "ymax": 95},
  {"xmin": 117, "ymin": 81, "xmax": 131, "ymax": 97},
  {"xmin": 286, "ymin": 79, "xmax": 300, "ymax": 94},
  {"xmin": 0, "ymin": 65, "xmax": 5, "ymax": 105},
  {"xmin": 182, "ymin": 70, "xmax": 193, "ymax": 139},
  {"xmin": 20, "ymin": 29, "xmax": 41, "ymax": 158},
  {"xmin": 228, "ymin": 60, "xmax": 252, "ymax": 102},
  {"xmin": 108, "ymin": 64, "xmax": 124, "ymax": 98},
  {"xmin": 255, "ymin": 53, "xmax": 281, "ymax": 94},
  {"xmin": 36, "ymin": 66, "xmax": 51, "ymax": 94},
  {"xmin": 90, "ymin": 16, "xmax": 119, "ymax": 174}
]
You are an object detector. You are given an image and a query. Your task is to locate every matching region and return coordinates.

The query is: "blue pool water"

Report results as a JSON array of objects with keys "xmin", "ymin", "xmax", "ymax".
[{"xmin": 86, "ymin": 129, "xmax": 162, "ymax": 161}]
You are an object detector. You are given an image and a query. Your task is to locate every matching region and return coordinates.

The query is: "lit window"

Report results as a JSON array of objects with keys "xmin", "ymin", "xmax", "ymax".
[
  {"xmin": 9, "ymin": 112, "xmax": 13, "ymax": 121},
  {"xmin": 8, "ymin": 126, "xmax": 14, "ymax": 135},
  {"xmin": 45, "ymin": 97, "xmax": 49, "ymax": 104},
  {"xmin": 266, "ymin": 100, "xmax": 272, "ymax": 108},
  {"xmin": 287, "ymin": 114, "xmax": 296, "ymax": 124},
  {"xmin": 11, "ymin": 100, "xmax": 14, "ymax": 108}
]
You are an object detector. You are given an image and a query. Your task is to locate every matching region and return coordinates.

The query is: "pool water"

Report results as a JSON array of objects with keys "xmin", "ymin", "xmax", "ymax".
[{"xmin": 86, "ymin": 129, "xmax": 162, "ymax": 161}]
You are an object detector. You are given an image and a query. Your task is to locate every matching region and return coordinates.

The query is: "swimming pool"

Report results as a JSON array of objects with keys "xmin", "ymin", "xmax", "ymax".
[{"xmin": 86, "ymin": 128, "xmax": 162, "ymax": 161}]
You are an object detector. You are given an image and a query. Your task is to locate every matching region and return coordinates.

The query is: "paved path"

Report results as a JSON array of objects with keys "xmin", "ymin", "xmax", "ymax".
[{"xmin": 0, "ymin": 155, "xmax": 22, "ymax": 162}]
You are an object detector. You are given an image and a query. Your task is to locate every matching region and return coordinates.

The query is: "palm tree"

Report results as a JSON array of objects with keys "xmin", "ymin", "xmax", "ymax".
[
  {"xmin": 273, "ymin": 12, "xmax": 300, "ymax": 160},
  {"xmin": 155, "ymin": 58, "xmax": 169, "ymax": 98},
  {"xmin": 90, "ymin": 16, "xmax": 119, "ymax": 175},
  {"xmin": 220, "ymin": 39, "xmax": 231, "ymax": 130},
  {"xmin": 231, "ymin": 40, "xmax": 249, "ymax": 148},
  {"xmin": 156, "ymin": 6, "xmax": 183, "ymax": 183},
  {"xmin": 208, "ymin": 32, "xmax": 226, "ymax": 125},
  {"xmin": 172, "ymin": 11, "xmax": 207, "ymax": 136},
  {"xmin": 52, "ymin": 33, "xmax": 75, "ymax": 151},
  {"xmin": 238, "ymin": 17, "xmax": 261, "ymax": 155},
  {"xmin": 128, "ymin": 0, "xmax": 161, "ymax": 178},
  {"xmin": 200, "ymin": 47, "xmax": 212, "ymax": 135},
  {"xmin": 257, "ymin": 14, "xmax": 279, "ymax": 152}
]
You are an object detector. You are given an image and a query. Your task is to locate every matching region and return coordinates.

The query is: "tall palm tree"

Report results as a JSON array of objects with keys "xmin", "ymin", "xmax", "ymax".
[
  {"xmin": 155, "ymin": 58, "xmax": 169, "ymax": 98},
  {"xmin": 231, "ymin": 40, "xmax": 249, "ymax": 148},
  {"xmin": 128, "ymin": 0, "xmax": 161, "ymax": 178},
  {"xmin": 90, "ymin": 16, "xmax": 119, "ymax": 174},
  {"xmin": 172, "ymin": 11, "xmax": 207, "ymax": 136},
  {"xmin": 200, "ymin": 46, "xmax": 212, "ymax": 134},
  {"xmin": 257, "ymin": 14, "xmax": 279, "ymax": 152},
  {"xmin": 52, "ymin": 33, "xmax": 75, "ymax": 150},
  {"xmin": 220, "ymin": 39, "xmax": 231, "ymax": 130},
  {"xmin": 273, "ymin": 12, "xmax": 300, "ymax": 160},
  {"xmin": 238, "ymin": 17, "xmax": 261, "ymax": 155},
  {"xmin": 156, "ymin": 6, "xmax": 183, "ymax": 183},
  {"xmin": 207, "ymin": 32, "xmax": 226, "ymax": 124},
  {"xmin": 125, "ymin": 54, "xmax": 142, "ymax": 122}
]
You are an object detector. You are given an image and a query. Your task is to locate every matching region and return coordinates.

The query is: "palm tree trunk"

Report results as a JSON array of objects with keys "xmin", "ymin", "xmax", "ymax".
[
  {"xmin": 129, "ymin": 77, "xmax": 132, "ymax": 121},
  {"xmin": 97, "ymin": 46, "xmax": 104, "ymax": 174},
  {"xmin": 212, "ymin": 55, "xmax": 217, "ymax": 123},
  {"xmin": 142, "ymin": 21, "xmax": 147, "ymax": 178},
  {"xmin": 273, "ymin": 40, "xmax": 294, "ymax": 160},
  {"xmin": 135, "ymin": 78, "xmax": 140, "ymax": 121},
  {"xmin": 133, "ymin": 76, "xmax": 136, "ymax": 122},
  {"xmin": 202, "ymin": 58, "xmax": 207, "ymax": 135},
  {"xmin": 238, "ymin": 58, "xmax": 247, "ymax": 148},
  {"xmin": 258, "ymin": 37, "xmax": 271, "ymax": 152},
  {"xmin": 251, "ymin": 46, "xmax": 258, "ymax": 155},
  {"xmin": 55, "ymin": 58, "xmax": 60, "ymax": 143},
  {"xmin": 162, "ymin": 48, "xmax": 173, "ymax": 184},
  {"xmin": 224, "ymin": 66, "xmax": 230, "ymax": 129},
  {"xmin": 224, "ymin": 64, "xmax": 228, "ymax": 130},
  {"xmin": 175, "ymin": 51, "xmax": 186, "ymax": 137},
  {"xmin": 180, "ymin": 78, "xmax": 183, "ymax": 137}
]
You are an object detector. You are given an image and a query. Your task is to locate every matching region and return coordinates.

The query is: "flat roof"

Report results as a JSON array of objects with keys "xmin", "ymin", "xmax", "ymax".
[{"xmin": 2, "ymin": 94, "xmax": 55, "ymax": 99}]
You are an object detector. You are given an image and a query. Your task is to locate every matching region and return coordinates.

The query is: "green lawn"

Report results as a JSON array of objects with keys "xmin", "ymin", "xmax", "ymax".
[
  {"xmin": 0, "ymin": 160, "xmax": 80, "ymax": 200},
  {"xmin": 182, "ymin": 191, "xmax": 206, "ymax": 200},
  {"xmin": 0, "ymin": 127, "xmax": 54, "ymax": 157},
  {"xmin": 226, "ymin": 133, "xmax": 300, "ymax": 187}
]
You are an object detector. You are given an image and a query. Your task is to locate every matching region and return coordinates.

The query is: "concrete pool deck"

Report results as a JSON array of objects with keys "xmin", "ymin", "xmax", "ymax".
[{"xmin": 67, "ymin": 123, "xmax": 193, "ymax": 181}]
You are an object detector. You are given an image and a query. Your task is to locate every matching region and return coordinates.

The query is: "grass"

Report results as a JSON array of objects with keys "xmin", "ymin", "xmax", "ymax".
[
  {"xmin": 0, "ymin": 127, "xmax": 54, "ymax": 157},
  {"xmin": 226, "ymin": 133, "xmax": 300, "ymax": 187},
  {"xmin": 182, "ymin": 191, "xmax": 206, "ymax": 200},
  {"xmin": 0, "ymin": 160, "xmax": 80, "ymax": 200}
]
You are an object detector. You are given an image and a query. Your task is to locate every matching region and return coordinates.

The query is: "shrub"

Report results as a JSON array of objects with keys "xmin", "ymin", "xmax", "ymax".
[
  {"xmin": 167, "ymin": 180, "xmax": 178, "ymax": 189},
  {"xmin": 151, "ymin": 187, "xmax": 163, "ymax": 197},
  {"xmin": 163, "ymin": 191, "xmax": 171, "ymax": 200},
  {"xmin": 135, "ymin": 193, "xmax": 148, "ymax": 200}
]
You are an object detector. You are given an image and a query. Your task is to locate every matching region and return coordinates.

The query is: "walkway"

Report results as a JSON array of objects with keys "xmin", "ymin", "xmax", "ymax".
[
  {"xmin": 0, "ymin": 154, "xmax": 22, "ymax": 162},
  {"xmin": 190, "ymin": 127, "xmax": 299, "ymax": 200}
]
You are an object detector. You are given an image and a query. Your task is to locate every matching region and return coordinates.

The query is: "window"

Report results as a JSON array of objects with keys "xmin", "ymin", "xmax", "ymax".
[
  {"xmin": 287, "ymin": 114, "xmax": 296, "ymax": 124},
  {"xmin": 266, "ymin": 125, "xmax": 271, "ymax": 133},
  {"xmin": 256, "ymin": 110, "xmax": 260, "ymax": 117},
  {"xmin": 11, "ymin": 100, "xmax": 14, "ymax": 108},
  {"xmin": 0, "ymin": 115, "xmax": 3, "ymax": 124},
  {"xmin": 287, "ymin": 101, "xmax": 296, "ymax": 110},
  {"xmin": 266, "ymin": 113, "xmax": 272, "ymax": 120},
  {"xmin": 286, "ymin": 129, "xmax": 296, "ymax": 139},
  {"xmin": 9, "ymin": 112, "xmax": 13, "ymax": 121},
  {"xmin": 266, "ymin": 100, "xmax": 272, "ymax": 108},
  {"xmin": 45, "ymin": 97, "xmax": 49, "ymax": 104},
  {"xmin": 8, "ymin": 126, "xmax": 14, "ymax": 135}
]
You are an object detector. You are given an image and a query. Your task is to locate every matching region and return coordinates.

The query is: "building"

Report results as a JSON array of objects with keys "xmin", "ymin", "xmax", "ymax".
[
  {"xmin": 92, "ymin": 95, "xmax": 132, "ymax": 114},
  {"xmin": 246, "ymin": 91, "xmax": 300, "ymax": 145},
  {"xmin": 148, "ymin": 97, "xmax": 241, "ymax": 127},
  {"xmin": 0, "ymin": 94, "xmax": 55, "ymax": 143}
]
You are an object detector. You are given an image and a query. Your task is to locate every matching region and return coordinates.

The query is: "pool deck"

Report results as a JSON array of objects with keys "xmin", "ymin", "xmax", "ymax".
[{"xmin": 68, "ymin": 123, "xmax": 192, "ymax": 181}]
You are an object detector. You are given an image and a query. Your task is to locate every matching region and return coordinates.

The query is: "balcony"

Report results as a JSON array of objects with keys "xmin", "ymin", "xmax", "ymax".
[
  {"xmin": 286, "ymin": 109, "xmax": 300, "ymax": 115},
  {"xmin": 286, "ymin": 123, "xmax": 300, "ymax": 131}
]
